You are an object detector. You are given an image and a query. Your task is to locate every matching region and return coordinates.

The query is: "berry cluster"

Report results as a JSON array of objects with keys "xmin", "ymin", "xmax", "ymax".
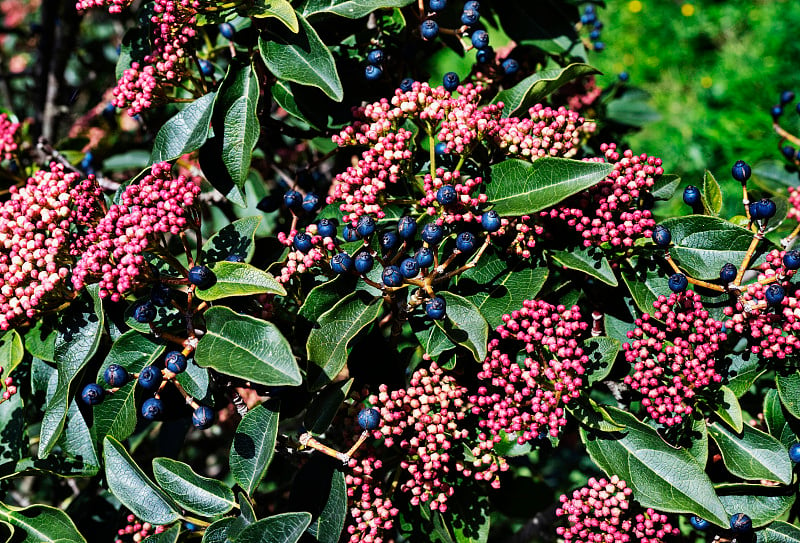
[
  {"xmin": 579, "ymin": 5, "xmax": 605, "ymax": 52},
  {"xmin": 0, "ymin": 113, "xmax": 19, "ymax": 161},
  {"xmin": 113, "ymin": 513, "xmax": 166, "ymax": 543},
  {"xmin": 556, "ymin": 476, "xmax": 680, "ymax": 543},
  {"xmin": 76, "ymin": 0, "xmax": 130, "ymax": 14},
  {"xmin": 364, "ymin": 48, "xmax": 385, "ymax": 81}
]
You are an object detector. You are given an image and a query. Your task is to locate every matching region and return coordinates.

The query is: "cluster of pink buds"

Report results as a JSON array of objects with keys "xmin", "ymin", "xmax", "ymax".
[
  {"xmin": 0, "ymin": 113, "xmax": 19, "ymax": 161},
  {"xmin": 113, "ymin": 513, "xmax": 165, "ymax": 543},
  {"xmin": 419, "ymin": 168, "xmax": 487, "ymax": 224},
  {"xmin": 0, "ymin": 366, "xmax": 16, "ymax": 401},
  {"xmin": 470, "ymin": 300, "xmax": 590, "ymax": 447},
  {"xmin": 76, "ymin": 0, "xmax": 130, "ymax": 14},
  {"xmin": 557, "ymin": 76, "xmax": 603, "ymax": 112},
  {"xmin": 556, "ymin": 476, "xmax": 679, "ymax": 543},
  {"xmin": 490, "ymin": 104, "xmax": 595, "ymax": 160},
  {"xmin": 345, "ymin": 454, "xmax": 398, "ymax": 543},
  {"xmin": 624, "ymin": 290, "xmax": 726, "ymax": 426},
  {"xmin": 275, "ymin": 224, "xmax": 333, "ymax": 284},
  {"xmin": 72, "ymin": 162, "xmax": 201, "ymax": 300}
]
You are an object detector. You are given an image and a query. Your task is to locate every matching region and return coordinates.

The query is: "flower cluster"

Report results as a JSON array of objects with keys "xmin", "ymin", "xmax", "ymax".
[
  {"xmin": 0, "ymin": 113, "xmax": 19, "ymax": 160},
  {"xmin": 624, "ymin": 290, "xmax": 726, "ymax": 426},
  {"xmin": 275, "ymin": 224, "xmax": 331, "ymax": 284},
  {"xmin": 556, "ymin": 476, "xmax": 679, "ymax": 543},
  {"xmin": 113, "ymin": 513, "xmax": 166, "ymax": 543},
  {"xmin": 72, "ymin": 162, "xmax": 200, "ymax": 300},
  {"xmin": 345, "ymin": 454, "xmax": 398, "ymax": 543},
  {"xmin": 470, "ymin": 300, "xmax": 590, "ymax": 447},
  {"xmin": 76, "ymin": 0, "xmax": 130, "ymax": 14}
]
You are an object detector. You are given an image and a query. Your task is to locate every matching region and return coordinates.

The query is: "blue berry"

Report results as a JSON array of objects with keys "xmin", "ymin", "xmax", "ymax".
[
  {"xmin": 400, "ymin": 258, "xmax": 420, "ymax": 278},
  {"xmin": 471, "ymin": 30, "xmax": 489, "ymax": 49},
  {"xmin": 138, "ymin": 365, "xmax": 163, "ymax": 391},
  {"xmin": 592, "ymin": 41, "xmax": 605, "ymax": 52},
  {"xmin": 434, "ymin": 142, "xmax": 448, "ymax": 155},
  {"xmin": 150, "ymin": 283, "xmax": 171, "ymax": 306},
  {"xmin": 784, "ymin": 250, "xmax": 800, "ymax": 270},
  {"xmin": 456, "ymin": 231, "xmax": 477, "ymax": 253},
  {"xmin": 797, "ymin": 102, "xmax": 800, "ymax": 115},
  {"xmin": 380, "ymin": 231, "xmax": 400, "ymax": 252},
  {"xmin": 789, "ymin": 443, "xmax": 800, "ymax": 463},
  {"xmin": 133, "ymin": 300, "xmax": 157, "ymax": 324},
  {"xmin": 358, "ymin": 407, "xmax": 381, "ymax": 430},
  {"xmin": 436, "ymin": 185, "xmax": 457, "ymax": 206},
  {"xmin": 382, "ymin": 265, "xmax": 403, "ymax": 287},
  {"xmin": 461, "ymin": 8, "xmax": 479, "ymax": 25},
  {"xmin": 618, "ymin": 71, "xmax": 629, "ymax": 82},
  {"xmin": 421, "ymin": 223, "xmax": 444, "ymax": 245},
  {"xmin": 141, "ymin": 397, "xmax": 164, "ymax": 421},
  {"xmin": 425, "ymin": 296, "xmax": 446, "ymax": 320},
  {"xmin": 354, "ymin": 252, "xmax": 374, "ymax": 274},
  {"xmin": 766, "ymin": 283, "xmax": 785, "ymax": 305},
  {"xmin": 188, "ymin": 265, "xmax": 216, "ymax": 289},
  {"xmin": 502, "ymin": 59, "xmax": 519, "ymax": 75},
  {"xmin": 784, "ymin": 91, "xmax": 798, "ymax": 105},
  {"xmin": 783, "ymin": 145, "xmax": 796, "ymax": 159},
  {"xmin": 192, "ymin": 405, "xmax": 214, "ymax": 430},
  {"xmin": 199, "ymin": 59, "xmax": 213, "ymax": 76},
  {"xmin": 343, "ymin": 225, "xmax": 360, "ymax": 242},
  {"xmin": 317, "ymin": 218, "xmax": 337, "ymax": 238},
  {"xmin": 759, "ymin": 198, "xmax": 777, "ymax": 219},
  {"xmin": 443, "ymin": 72, "xmax": 460, "ymax": 92},
  {"xmin": 397, "ymin": 216, "xmax": 417, "ymax": 239},
  {"xmin": 415, "ymin": 247, "xmax": 434, "ymax": 268},
  {"xmin": 283, "ymin": 190, "xmax": 302, "ymax": 210},
  {"xmin": 367, "ymin": 49, "xmax": 384, "ymax": 64},
  {"xmin": 583, "ymin": 4, "xmax": 595, "ymax": 14},
  {"xmin": 749, "ymin": 201, "xmax": 764, "ymax": 220},
  {"xmin": 581, "ymin": 13, "xmax": 596, "ymax": 24},
  {"xmin": 476, "ymin": 46, "xmax": 494, "ymax": 64},
  {"xmin": 219, "ymin": 22, "xmax": 235, "ymax": 39},
  {"xmin": 365, "ymin": 64, "xmax": 383, "ymax": 81},
  {"xmin": 589, "ymin": 29, "xmax": 600, "ymax": 40},
  {"xmin": 689, "ymin": 516, "xmax": 709, "ymax": 530},
  {"xmin": 652, "ymin": 225, "xmax": 671, "ymax": 247},
  {"xmin": 731, "ymin": 160, "xmax": 751, "ymax": 183},
  {"xmin": 429, "ymin": 0, "xmax": 446, "ymax": 9},
  {"xmin": 683, "ymin": 185, "xmax": 701, "ymax": 206},
  {"xmin": 463, "ymin": 1, "xmax": 479, "ymax": 10},
  {"xmin": 719, "ymin": 263, "xmax": 737, "ymax": 283},
  {"xmin": 400, "ymin": 78, "xmax": 414, "ymax": 92},
  {"xmin": 420, "ymin": 19, "xmax": 439, "ymax": 40},
  {"xmin": 302, "ymin": 193, "xmax": 321, "ymax": 213},
  {"xmin": 330, "ymin": 253, "xmax": 353, "ymax": 275},
  {"xmin": 772, "ymin": 105, "xmax": 784, "ymax": 120},
  {"xmin": 293, "ymin": 233, "xmax": 313, "ymax": 253},
  {"xmin": 481, "ymin": 210, "xmax": 501, "ymax": 232},
  {"xmin": 81, "ymin": 383, "xmax": 105, "ymax": 406},
  {"xmin": 668, "ymin": 273, "xmax": 688, "ymax": 293},
  {"xmin": 730, "ymin": 513, "xmax": 752, "ymax": 533},
  {"xmin": 356, "ymin": 215, "xmax": 376, "ymax": 238},
  {"xmin": 593, "ymin": 20, "xmax": 604, "ymax": 30},
  {"xmin": 104, "ymin": 364, "xmax": 129, "ymax": 387},
  {"xmin": 165, "ymin": 351, "xmax": 188, "ymax": 374},
  {"xmin": 225, "ymin": 254, "xmax": 244, "ymax": 262}
]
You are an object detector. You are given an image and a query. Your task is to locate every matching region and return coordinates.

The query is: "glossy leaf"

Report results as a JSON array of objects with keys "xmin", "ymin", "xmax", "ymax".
[
  {"xmin": 96, "ymin": 330, "xmax": 165, "ymax": 380},
  {"xmin": 298, "ymin": 277, "xmax": 352, "ymax": 324},
  {"xmin": 584, "ymin": 336, "xmax": 621, "ymax": 385},
  {"xmin": 230, "ymin": 402, "xmax": 280, "ymax": 495},
  {"xmin": 176, "ymin": 359, "xmax": 212, "ymax": 404},
  {"xmin": 760, "ymin": 520, "xmax": 800, "ymax": 543},
  {"xmin": 486, "ymin": 158, "xmax": 613, "ymax": 216},
  {"xmin": 143, "ymin": 523, "xmax": 180, "ymax": 543},
  {"xmin": 258, "ymin": 14, "xmax": 343, "ymax": 101},
  {"xmin": 549, "ymin": 246, "xmax": 618, "ymax": 286},
  {"xmin": 217, "ymin": 60, "xmax": 260, "ymax": 189},
  {"xmin": 201, "ymin": 216, "xmax": 262, "ymax": 264},
  {"xmin": 0, "ymin": 393, "xmax": 25, "ymax": 467},
  {"xmin": 433, "ymin": 292, "xmax": 488, "ymax": 362},
  {"xmin": 764, "ymin": 389, "xmax": 796, "ymax": 448},
  {"xmin": 23, "ymin": 321, "xmax": 57, "ymax": 362},
  {"xmin": 726, "ymin": 350, "xmax": 763, "ymax": 397},
  {"xmin": 650, "ymin": 173, "xmax": 680, "ymax": 200},
  {"xmin": 195, "ymin": 262, "xmax": 286, "ymax": 301},
  {"xmin": 196, "ymin": 306, "xmax": 301, "ymax": 386},
  {"xmin": 702, "ymin": 170, "xmax": 723, "ymax": 216},
  {"xmin": 251, "ymin": 0, "xmax": 298, "ymax": 32},
  {"xmin": 153, "ymin": 457, "xmax": 237, "ymax": 517},
  {"xmin": 776, "ymin": 371, "xmax": 800, "ymax": 419},
  {"xmin": 103, "ymin": 437, "xmax": 180, "ymax": 525},
  {"xmin": 150, "ymin": 92, "xmax": 216, "ymax": 162},
  {"xmin": 300, "ymin": 0, "xmax": 413, "ymax": 19},
  {"xmin": 58, "ymin": 400, "xmax": 99, "ymax": 473},
  {"xmin": 605, "ymin": 88, "xmax": 661, "ymax": 127},
  {"xmin": 707, "ymin": 422, "xmax": 792, "ymax": 484},
  {"xmin": 581, "ymin": 406, "xmax": 728, "ymax": 526},
  {"xmin": 717, "ymin": 484, "xmax": 795, "ymax": 529},
  {"xmin": 202, "ymin": 518, "xmax": 236, "ymax": 543},
  {"xmin": 493, "ymin": 63, "xmax": 600, "ymax": 118},
  {"xmin": 302, "ymin": 466, "xmax": 347, "ymax": 543},
  {"xmin": 567, "ymin": 397, "xmax": 625, "ymax": 433},
  {"xmin": 620, "ymin": 256, "xmax": 672, "ymax": 313},
  {"xmin": 232, "ymin": 512, "xmax": 312, "ymax": 543},
  {"xmin": 0, "ymin": 502, "xmax": 86, "ymax": 543},
  {"xmin": 714, "ymin": 385, "xmax": 743, "ymax": 433},
  {"xmin": 0, "ymin": 331, "xmax": 22, "ymax": 378},
  {"xmin": 304, "ymin": 379, "xmax": 353, "ymax": 435}
]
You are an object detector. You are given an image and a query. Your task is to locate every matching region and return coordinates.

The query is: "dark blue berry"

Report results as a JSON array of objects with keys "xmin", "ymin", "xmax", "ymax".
[
  {"xmin": 365, "ymin": 64, "xmax": 383, "ymax": 81},
  {"xmin": 593, "ymin": 20, "xmax": 604, "ymax": 30},
  {"xmin": 618, "ymin": 71, "xmax": 629, "ymax": 82},
  {"xmin": 584, "ymin": 4, "xmax": 595, "ymax": 14},
  {"xmin": 380, "ymin": 231, "xmax": 400, "ymax": 252},
  {"xmin": 356, "ymin": 215, "xmax": 376, "ymax": 238},
  {"xmin": 652, "ymin": 225, "xmax": 671, "ymax": 247},
  {"xmin": 443, "ymin": 72, "xmax": 460, "ymax": 92},
  {"xmin": 766, "ymin": 283, "xmax": 785, "ymax": 305},
  {"xmin": 772, "ymin": 105, "xmax": 784, "ymax": 120},
  {"xmin": 436, "ymin": 185, "xmax": 457, "ymax": 206},
  {"xmin": 302, "ymin": 193, "xmax": 320, "ymax": 213},
  {"xmin": 192, "ymin": 405, "xmax": 214, "ymax": 430},
  {"xmin": 425, "ymin": 296, "xmax": 446, "ymax": 320},
  {"xmin": 133, "ymin": 301, "xmax": 157, "ymax": 324},
  {"xmin": 420, "ymin": 19, "xmax": 439, "ymax": 40},
  {"xmin": 141, "ymin": 397, "xmax": 164, "ymax": 420},
  {"xmin": 759, "ymin": 198, "xmax": 777, "ymax": 219},
  {"xmin": 165, "ymin": 351, "xmax": 188, "ymax": 374},
  {"xmin": 456, "ymin": 231, "xmax": 477, "ymax": 253},
  {"xmin": 589, "ymin": 29, "xmax": 600, "ymax": 40},
  {"xmin": 461, "ymin": 8, "xmax": 479, "ymax": 25},
  {"xmin": 293, "ymin": 233, "xmax": 313, "ymax": 253},
  {"xmin": 429, "ymin": 0, "xmax": 446, "ymax": 9},
  {"xmin": 199, "ymin": 59, "xmax": 213, "ymax": 76},
  {"xmin": 225, "ymin": 254, "xmax": 244, "ymax": 262},
  {"xmin": 731, "ymin": 160, "xmax": 751, "ymax": 183},
  {"xmin": 330, "ymin": 253, "xmax": 353, "ymax": 274},
  {"xmin": 783, "ymin": 91, "xmax": 797, "ymax": 105},
  {"xmin": 382, "ymin": 265, "xmax": 403, "ymax": 287},
  {"xmin": 283, "ymin": 189, "xmax": 303, "ymax": 210},
  {"xmin": 188, "ymin": 265, "xmax": 216, "ymax": 289},
  {"xmin": 783, "ymin": 145, "xmax": 796, "ymax": 160},
  {"xmin": 668, "ymin": 273, "xmax": 688, "ymax": 293},
  {"xmin": 435, "ymin": 142, "xmax": 448, "ymax": 155},
  {"xmin": 719, "ymin": 263, "xmax": 737, "ymax": 283},
  {"xmin": 358, "ymin": 407, "xmax": 381, "ymax": 430},
  {"xmin": 138, "ymin": 365, "xmax": 163, "ymax": 391},
  {"xmin": 797, "ymin": 102, "xmax": 800, "ymax": 115},
  {"xmin": 104, "ymin": 364, "xmax": 129, "ymax": 387},
  {"xmin": 415, "ymin": 247, "xmax": 434, "ymax": 268},
  {"xmin": 400, "ymin": 78, "xmax": 414, "ymax": 92},
  {"xmin": 421, "ymin": 223, "xmax": 444, "ymax": 245},
  {"xmin": 150, "ymin": 283, "xmax": 171, "ymax": 306},
  {"xmin": 689, "ymin": 516, "xmax": 709, "ymax": 530},
  {"xmin": 463, "ymin": 0, "xmax": 479, "ymax": 10},
  {"xmin": 481, "ymin": 210, "xmax": 501, "ymax": 232},
  {"xmin": 592, "ymin": 41, "xmax": 605, "ymax": 52},
  {"xmin": 749, "ymin": 201, "xmax": 764, "ymax": 220},
  {"xmin": 683, "ymin": 185, "xmax": 701, "ymax": 206},
  {"xmin": 789, "ymin": 442, "xmax": 800, "ymax": 463},
  {"xmin": 219, "ymin": 23, "xmax": 235, "ymax": 39},
  {"xmin": 502, "ymin": 59, "xmax": 518, "ymax": 75},
  {"xmin": 81, "ymin": 383, "xmax": 105, "ymax": 406},
  {"xmin": 400, "ymin": 258, "xmax": 420, "ymax": 278},
  {"xmin": 784, "ymin": 250, "xmax": 800, "ymax": 270},
  {"xmin": 471, "ymin": 30, "xmax": 489, "ymax": 49},
  {"xmin": 397, "ymin": 216, "xmax": 417, "ymax": 239},
  {"xmin": 343, "ymin": 225, "xmax": 360, "ymax": 242},
  {"xmin": 367, "ymin": 49, "xmax": 384, "ymax": 64},
  {"xmin": 730, "ymin": 513, "xmax": 752, "ymax": 533},
  {"xmin": 475, "ymin": 46, "xmax": 494, "ymax": 64},
  {"xmin": 354, "ymin": 252, "xmax": 374, "ymax": 274},
  {"xmin": 581, "ymin": 13, "xmax": 596, "ymax": 24},
  {"xmin": 317, "ymin": 218, "xmax": 337, "ymax": 238}
]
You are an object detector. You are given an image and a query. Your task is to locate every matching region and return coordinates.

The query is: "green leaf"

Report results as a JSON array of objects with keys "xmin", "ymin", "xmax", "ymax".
[
  {"xmin": 300, "ymin": 0, "xmax": 413, "ymax": 19},
  {"xmin": 298, "ymin": 277, "xmax": 352, "ymax": 324},
  {"xmin": 0, "ymin": 392, "xmax": 25, "ymax": 467},
  {"xmin": 650, "ymin": 173, "xmax": 680, "ymax": 200},
  {"xmin": 658, "ymin": 215, "xmax": 764, "ymax": 280},
  {"xmin": 776, "ymin": 371, "xmax": 800, "ymax": 419},
  {"xmin": 605, "ymin": 88, "xmax": 661, "ymax": 127},
  {"xmin": 752, "ymin": 160, "xmax": 800, "ymax": 194},
  {"xmin": 97, "ymin": 330, "xmax": 165, "ymax": 381},
  {"xmin": 201, "ymin": 216, "xmax": 262, "ymax": 264},
  {"xmin": 153, "ymin": 458, "xmax": 237, "ymax": 517},
  {"xmin": 707, "ymin": 422, "xmax": 792, "ymax": 484},
  {"xmin": 584, "ymin": 336, "xmax": 620, "ymax": 385},
  {"xmin": 195, "ymin": 262, "xmax": 286, "ymax": 301},
  {"xmin": 433, "ymin": 292, "xmax": 488, "ymax": 362},
  {"xmin": 764, "ymin": 389, "xmax": 796, "ymax": 448},
  {"xmin": 726, "ymin": 350, "xmax": 763, "ymax": 397},
  {"xmin": 717, "ymin": 484, "xmax": 795, "ymax": 529},
  {"xmin": 251, "ymin": 0, "xmax": 298, "ymax": 32},
  {"xmin": 196, "ymin": 306, "xmax": 301, "ymax": 386},
  {"xmin": 259, "ymin": 14, "xmax": 343, "ymax": 101},
  {"xmin": 714, "ymin": 385, "xmax": 743, "ymax": 433},
  {"xmin": 307, "ymin": 290, "xmax": 383, "ymax": 390},
  {"xmin": 176, "ymin": 359, "xmax": 212, "ymax": 404},
  {"xmin": 230, "ymin": 402, "xmax": 280, "ymax": 495},
  {"xmin": 58, "ymin": 400, "xmax": 99, "ymax": 472},
  {"xmin": 232, "ymin": 512, "xmax": 312, "ymax": 543},
  {"xmin": 202, "ymin": 518, "xmax": 236, "ymax": 543},
  {"xmin": 702, "ymin": 170, "xmax": 723, "ymax": 216},
  {"xmin": 549, "ymin": 246, "xmax": 618, "ymax": 286},
  {"xmin": 486, "ymin": 158, "xmax": 613, "ymax": 216},
  {"xmin": 492, "ymin": 63, "xmax": 601, "ymax": 118},
  {"xmin": 620, "ymin": 256, "xmax": 671, "ymax": 313},
  {"xmin": 304, "ymin": 378, "xmax": 353, "ymax": 435},
  {"xmin": 103, "ymin": 437, "xmax": 180, "ymax": 525},
  {"xmin": 216, "ymin": 60, "xmax": 260, "ymax": 189},
  {"xmin": 567, "ymin": 397, "xmax": 625, "ymax": 432},
  {"xmin": 23, "ymin": 321, "xmax": 57, "ymax": 362},
  {"xmin": 40, "ymin": 284, "xmax": 104, "ymax": 458},
  {"xmin": 759, "ymin": 520, "xmax": 800, "ymax": 543},
  {"xmin": 688, "ymin": 416, "xmax": 709, "ymax": 467},
  {"xmin": 0, "ymin": 502, "xmax": 86, "ymax": 543},
  {"xmin": 150, "ymin": 92, "xmax": 216, "ymax": 163},
  {"xmin": 303, "ymin": 467, "xmax": 347, "ymax": 543},
  {"xmin": 580, "ymin": 406, "xmax": 728, "ymax": 526},
  {"xmin": 143, "ymin": 523, "xmax": 181, "ymax": 543}
]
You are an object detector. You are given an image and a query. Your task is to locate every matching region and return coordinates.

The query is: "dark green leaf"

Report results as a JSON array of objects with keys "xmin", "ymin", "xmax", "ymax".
[
  {"xmin": 304, "ymin": 379, "xmax": 353, "ymax": 435},
  {"xmin": 777, "ymin": 371, "xmax": 800, "ymax": 419},
  {"xmin": 217, "ymin": 60, "xmax": 260, "ymax": 189},
  {"xmin": 298, "ymin": 277, "xmax": 352, "ymax": 324},
  {"xmin": 486, "ymin": 158, "xmax": 613, "ymax": 216},
  {"xmin": 57, "ymin": 400, "xmax": 99, "ymax": 473},
  {"xmin": 232, "ymin": 512, "xmax": 312, "ymax": 543},
  {"xmin": 143, "ymin": 523, "xmax": 181, "ymax": 543},
  {"xmin": 176, "ymin": 359, "xmax": 212, "ymax": 404},
  {"xmin": 150, "ymin": 92, "xmax": 216, "ymax": 163},
  {"xmin": 620, "ymin": 256, "xmax": 671, "ymax": 313},
  {"xmin": 764, "ymin": 389, "xmax": 796, "ymax": 448},
  {"xmin": 605, "ymin": 88, "xmax": 661, "ymax": 127},
  {"xmin": 153, "ymin": 457, "xmax": 237, "ymax": 517},
  {"xmin": 707, "ymin": 422, "xmax": 792, "ymax": 484},
  {"xmin": 300, "ymin": 0, "xmax": 414, "ymax": 19},
  {"xmin": 202, "ymin": 216, "xmax": 262, "ymax": 264},
  {"xmin": 202, "ymin": 518, "xmax": 236, "ymax": 543},
  {"xmin": 717, "ymin": 484, "xmax": 795, "ymax": 529},
  {"xmin": 567, "ymin": 397, "xmax": 625, "ymax": 432},
  {"xmin": 688, "ymin": 416, "xmax": 709, "ymax": 467},
  {"xmin": 230, "ymin": 402, "xmax": 280, "ymax": 495},
  {"xmin": 650, "ymin": 174, "xmax": 680, "ymax": 200},
  {"xmin": 0, "ymin": 392, "xmax": 25, "ymax": 467},
  {"xmin": 714, "ymin": 385, "xmax": 743, "ymax": 433},
  {"xmin": 196, "ymin": 306, "xmax": 301, "ymax": 386},
  {"xmin": 549, "ymin": 246, "xmax": 617, "ymax": 286},
  {"xmin": 584, "ymin": 336, "xmax": 620, "ymax": 385},
  {"xmin": 702, "ymin": 170, "xmax": 723, "ymax": 216},
  {"xmin": 195, "ymin": 262, "xmax": 286, "ymax": 301},
  {"xmin": 752, "ymin": 160, "xmax": 800, "ymax": 194},
  {"xmin": 23, "ymin": 321, "xmax": 57, "ymax": 362},
  {"xmin": 433, "ymin": 292, "xmax": 488, "ymax": 362},
  {"xmin": 304, "ymin": 468, "xmax": 346, "ymax": 543},
  {"xmin": 759, "ymin": 520, "xmax": 800, "ymax": 543},
  {"xmin": 251, "ymin": 0, "xmax": 298, "ymax": 32},
  {"xmin": 0, "ymin": 502, "xmax": 86, "ymax": 543},
  {"xmin": 726, "ymin": 350, "xmax": 763, "ymax": 397}
]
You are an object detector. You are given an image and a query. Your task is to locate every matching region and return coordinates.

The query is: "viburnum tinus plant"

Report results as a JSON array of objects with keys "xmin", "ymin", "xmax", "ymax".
[{"xmin": 1, "ymin": 0, "xmax": 800, "ymax": 542}]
